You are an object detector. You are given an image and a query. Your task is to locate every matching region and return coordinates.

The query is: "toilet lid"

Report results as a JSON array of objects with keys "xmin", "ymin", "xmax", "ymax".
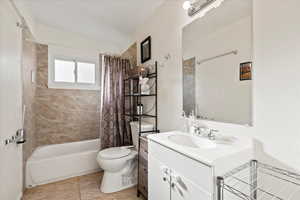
[{"xmin": 99, "ymin": 147, "xmax": 131, "ymax": 159}]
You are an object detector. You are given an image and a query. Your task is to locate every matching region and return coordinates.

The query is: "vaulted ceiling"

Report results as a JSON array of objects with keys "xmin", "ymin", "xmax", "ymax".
[{"xmin": 16, "ymin": 0, "xmax": 165, "ymax": 52}]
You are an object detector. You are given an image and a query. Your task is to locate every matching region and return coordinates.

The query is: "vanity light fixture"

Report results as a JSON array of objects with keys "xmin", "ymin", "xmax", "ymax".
[
  {"xmin": 183, "ymin": 0, "xmax": 225, "ymax": 17},
  {"xmin": 182, "ymin": 0, "xmax": 193, "ymax": 10}
]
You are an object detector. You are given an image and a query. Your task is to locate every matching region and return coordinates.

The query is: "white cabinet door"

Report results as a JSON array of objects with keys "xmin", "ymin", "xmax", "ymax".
[
  {"xmin": 149, "ymin": 141, "xmax": 213, "ymax": 193},
  {"xmin": 171, "ymin": 171, "xmax": 212, "ymax": 200},
  {"xmin": 0, "ymin": 0, "xmax": 23, "ymax": 199},
  {"xmin": 148, "ymin": 155, "xmax": 171, "ymax": 200}
]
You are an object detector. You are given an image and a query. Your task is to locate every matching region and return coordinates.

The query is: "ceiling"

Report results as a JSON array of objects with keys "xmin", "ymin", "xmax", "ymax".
[
  {"xmin": 183, "ymin": 0, "xmax": 252, "ymax": 58},
  {"xmin": 16, "ymin": 0, "xmax": 165, "ymax": 51}
]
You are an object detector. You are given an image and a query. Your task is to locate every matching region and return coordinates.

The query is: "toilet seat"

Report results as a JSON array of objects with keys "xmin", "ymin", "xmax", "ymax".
[{"xmin": 99, "ymin": 147, "xmax": 131, "ymax": 160}]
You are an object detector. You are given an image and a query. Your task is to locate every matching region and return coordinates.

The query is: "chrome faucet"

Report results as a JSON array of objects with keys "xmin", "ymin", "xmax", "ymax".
[
  {"xmin": 192, "ymin": 125, "xmax": 219, "ymax": 140},
  {"xmin": 208, "ymin": 129, "xmax": 219, "ymax": 140},
  {"xmin": 192, "ymin": 125, "xmax": 210, "ymax": 136},
  {"xmin": 194, "ymin": 126, "xmax": 201, "ymax": 135}
]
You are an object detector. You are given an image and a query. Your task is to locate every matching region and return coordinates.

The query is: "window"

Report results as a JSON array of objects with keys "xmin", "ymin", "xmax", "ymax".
[
  {"xmin": 77, "ymin": 62, "xmax": 96, "ymax": 84},
  {"xmin": 49, "ymin": 57, "xmax": 99, "ymax": 90},
  {"xmin": 54, "ymin": 59, "xmax": 75, "ymax": 83}
]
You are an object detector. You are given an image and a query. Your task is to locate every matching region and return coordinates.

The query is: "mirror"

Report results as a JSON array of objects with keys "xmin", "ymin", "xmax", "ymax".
[{"xmin": 182, "ymin": 0, "xmax": 253, "ymax": 125}]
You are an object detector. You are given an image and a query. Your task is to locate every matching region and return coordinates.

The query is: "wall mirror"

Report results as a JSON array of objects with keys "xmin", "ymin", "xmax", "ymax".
[{"xmin": 182, "ymin": 0, "xmax": 253, "ymax": 125}]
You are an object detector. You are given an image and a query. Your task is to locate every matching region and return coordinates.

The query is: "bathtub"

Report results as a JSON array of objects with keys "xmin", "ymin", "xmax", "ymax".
[{"xmin": 26, "ymin": 139, "xmax": 101, "ymax": 188}]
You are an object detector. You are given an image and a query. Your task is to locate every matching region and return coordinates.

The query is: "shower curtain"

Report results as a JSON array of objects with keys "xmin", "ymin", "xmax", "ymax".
[{"xmin": 99, "ymin": 55, "xmax": 131, "ymax": 149}]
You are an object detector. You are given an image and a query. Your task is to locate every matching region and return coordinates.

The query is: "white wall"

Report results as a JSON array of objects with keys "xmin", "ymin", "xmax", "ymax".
[
  {"xmin": 13, "ymin": 2, "xmax": 129, "ymax": 54},
  {"xmin": 13, "ymin": 0, "xmax": 131, "ymax": 63},
  {"xmin": 34, "ymin": 23, "xmax": 122, "ymax": 54},
  {"xmin": 12, "ymin": 1, "xmax": 110, "ymax": 57},
  {"xmin": 135, "ymin": 0, "xmax": 300, "ymax": 171},
  {"xmin": 12, "ymin": 0, "xmax": 37, "ymax": 38},
  {"xmin": 251, "ymin": 0, "xmax": 300, "ymax": 169}
]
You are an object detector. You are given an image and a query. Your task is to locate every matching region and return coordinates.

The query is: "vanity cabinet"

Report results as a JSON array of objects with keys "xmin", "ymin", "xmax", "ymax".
[
  {"xmin": 138, "ymin": 136, "xmax": 149, "ymax": 198},
  {"xmin": 148, "ymin": 156, "xmax": 172, "ymax": 200},
  {"xmin": 148, "ymin": 141, "xmax": 213, "ymax": 200}
]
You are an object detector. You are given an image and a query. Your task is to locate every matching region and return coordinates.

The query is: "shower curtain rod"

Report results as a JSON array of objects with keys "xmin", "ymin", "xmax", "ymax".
[{"xmin": 197, "ymin": 50, "xmax": 238, "ymax": 65}]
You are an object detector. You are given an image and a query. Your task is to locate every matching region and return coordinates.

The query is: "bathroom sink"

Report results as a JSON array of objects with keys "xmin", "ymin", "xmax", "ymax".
[{"xmin": 168, "ymin": 134, "xmax": 216, "ymax": 149}]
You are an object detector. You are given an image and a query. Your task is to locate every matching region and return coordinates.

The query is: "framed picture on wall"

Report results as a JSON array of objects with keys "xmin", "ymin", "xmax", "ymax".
[
  {"xmin": 141, "ymin": 36, "xmax": 151, "ymax": 63},
  {"xmin": 240, "ymin": 62, "xmax": 252, "ymax": 81}
]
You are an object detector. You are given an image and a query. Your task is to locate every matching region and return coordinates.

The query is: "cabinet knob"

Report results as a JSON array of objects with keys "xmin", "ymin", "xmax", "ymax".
[{"xmin": 171, "ymin": 183, "xmax": 175, "ymax": 188}]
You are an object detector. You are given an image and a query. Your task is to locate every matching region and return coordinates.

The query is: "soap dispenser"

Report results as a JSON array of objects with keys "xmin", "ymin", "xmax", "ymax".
[
  {"xmin": 182, "ymin": 110, "xmax": 189, "ymax": 133},
  {"xmin": 188, "ymin": 111, "xmax": 196, "ymax": 135}
]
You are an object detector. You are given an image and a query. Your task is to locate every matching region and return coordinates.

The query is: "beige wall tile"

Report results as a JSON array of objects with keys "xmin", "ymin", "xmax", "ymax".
[
  {"xmin": 35, "ymin": 44, "xmax": 100, "ymax": 146},
  {"xmin": 22, "ymin": 30, "xmax": 37, "ymax": 162},
  {"xmin": 23, "ymin": 42, "xmax": 137, "ymax": 149}
]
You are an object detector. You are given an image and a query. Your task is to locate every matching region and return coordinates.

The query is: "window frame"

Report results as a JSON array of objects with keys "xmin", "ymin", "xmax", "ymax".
[{"xmin": 48, "ymin": 55, "xmax": 100, "ymax": 90}]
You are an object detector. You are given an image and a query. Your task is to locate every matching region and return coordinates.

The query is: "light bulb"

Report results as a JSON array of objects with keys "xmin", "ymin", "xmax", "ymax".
[{"xmin": 182, "ymin": 1, "xmax": 192, "ymax": 10}]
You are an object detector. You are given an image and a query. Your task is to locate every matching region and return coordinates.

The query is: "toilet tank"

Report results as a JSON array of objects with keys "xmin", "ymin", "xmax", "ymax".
[{"xmin": 130, "ymin": 121, "xmax": 154, "ymax": 149}]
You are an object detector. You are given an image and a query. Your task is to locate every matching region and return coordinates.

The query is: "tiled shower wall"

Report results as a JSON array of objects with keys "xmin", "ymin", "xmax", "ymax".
[
  {"xmin": 22, "ymin": 30, "xmax": 37, "ymax": 161},
  {"xmin": 34, "ymin": 43, "xmax": 137, "ymax": 146},
  {"xmin": 23, "ymin": 42, "xmax": 137, "ymax": 149},
  {"xmin": 35, "ymin": 44, "xmax": 100, "ymax": 146}
]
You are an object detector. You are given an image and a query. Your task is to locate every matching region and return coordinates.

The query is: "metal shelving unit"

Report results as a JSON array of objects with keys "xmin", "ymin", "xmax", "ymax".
[
  {"xmin": 123, "ymin": 61, "xmax": 159, "ymax": 199},
  {"xmin": 217, "ymin": 160, "xmax": 300, "ymax": 200}
]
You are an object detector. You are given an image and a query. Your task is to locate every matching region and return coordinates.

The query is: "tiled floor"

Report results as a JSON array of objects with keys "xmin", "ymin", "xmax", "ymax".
[{"xmin": 22, "ymin": 172, "xmax": 143, "ymax": 200}]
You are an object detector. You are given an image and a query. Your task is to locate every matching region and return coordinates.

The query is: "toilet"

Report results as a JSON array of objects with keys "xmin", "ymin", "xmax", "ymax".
[{"xmin": 97, "ymin": 121, "xmax": 154, "ymax": 193}]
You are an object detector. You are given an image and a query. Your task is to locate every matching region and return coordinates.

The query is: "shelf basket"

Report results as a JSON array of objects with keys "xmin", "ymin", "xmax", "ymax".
[{"xmin": 217, "ymin": 160, "xmax": 300, "ymax": 200}]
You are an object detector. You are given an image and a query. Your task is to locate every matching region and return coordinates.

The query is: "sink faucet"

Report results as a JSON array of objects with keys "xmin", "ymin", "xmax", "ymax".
[
  {"xmin": 194, "ymin": 126, "xmax": 201, "ymax": 135},
  {"xmin": 192, "ymin": 125, "xmax": 209, "ymax": 136},
  {"xmin": 208, "ymin": 129, "xmax": 219, "ymax": 140},
  {"xmin": 190, "ymin": 123, "xmax": 219, "ymax": 140}
]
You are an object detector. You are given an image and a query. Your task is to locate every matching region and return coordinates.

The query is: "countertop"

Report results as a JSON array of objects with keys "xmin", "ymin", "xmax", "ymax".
[{"xmin": 147, "ymin": 131, "xmax": 253, "ymax": 167}]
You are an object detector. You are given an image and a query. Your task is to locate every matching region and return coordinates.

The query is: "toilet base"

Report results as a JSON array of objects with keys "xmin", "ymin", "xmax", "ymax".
[{"xmin": 100, "ymin": 168, "xmax": 137, "ymax": 193}]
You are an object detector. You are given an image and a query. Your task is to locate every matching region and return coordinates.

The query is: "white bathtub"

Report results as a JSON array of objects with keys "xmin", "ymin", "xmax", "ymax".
[{"xmin": 26, "ymin": 139, "xmax": 101, "ymax": 188}]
